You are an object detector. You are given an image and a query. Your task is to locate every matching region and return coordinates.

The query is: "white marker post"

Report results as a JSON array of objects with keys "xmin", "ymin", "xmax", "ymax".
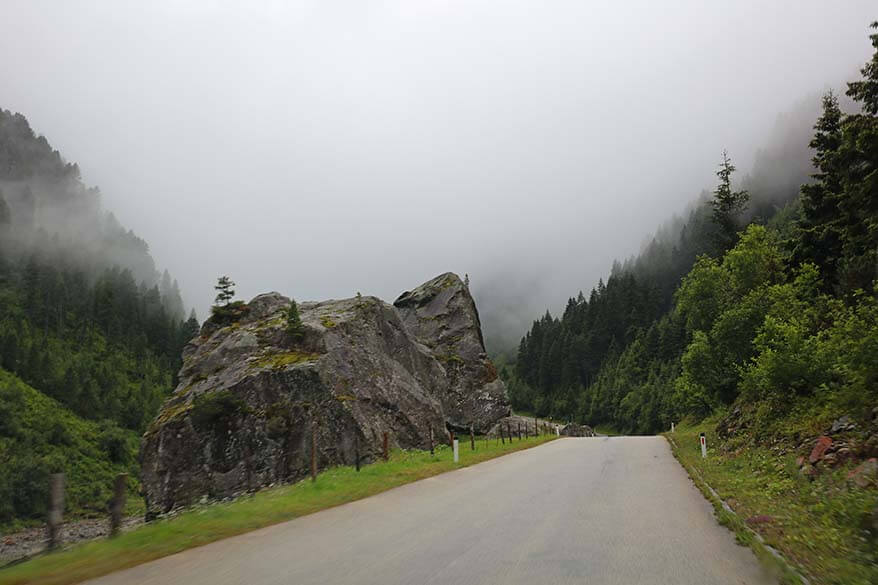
[
  {"xmin": 671, "ymin": 422, "xmax": 675, "ymax": 433},
  {"xmin": 700, "ymin": 432, "xmax": 707, "ymax": 458},
  {"xmin": 555, "ymin": 426, "xmax": 560, "ymax": 436},
  {"xmin": 453, "ymin": 439, "xmax": 459, "ymax": 463}
]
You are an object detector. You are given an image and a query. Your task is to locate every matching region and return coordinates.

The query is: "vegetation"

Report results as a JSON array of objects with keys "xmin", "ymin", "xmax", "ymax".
[
  {"xmin": 512, "ymin": 22, "xmax": 878, "ymax": 436},
  {"xmin": 0, "ymin": 370, "xmax": 142, "ymax": 529},
  {"xmin": 669, "ymin": 420, "xmax": 877, "ymax": 585},
  {"xmin": 0, "ymin": 109, "xmax": 197, "ymax": 526},
  {"xmin": 286, "ymin": 299, "xmax": 305, "ymax": 340},
  {"xmin": 0, "ymin": 435, "xmax": 556, "ymax": 585}
]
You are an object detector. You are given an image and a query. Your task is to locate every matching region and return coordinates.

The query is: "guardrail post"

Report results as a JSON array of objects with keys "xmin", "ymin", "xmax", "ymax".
[
  {"xmin": 47, "ymin": 473, "xmax": 65, "ymax": 550},
  {"xmin": 311, "ymin": 426, "xmax": 318, "ymax": 481},
  {"xmin": 700, "ymin": 432, "xmax": 707, "ymax": 458},
  {"xmin": 110, "ymin": 473, "xmax": 127, "ymax": 537}
]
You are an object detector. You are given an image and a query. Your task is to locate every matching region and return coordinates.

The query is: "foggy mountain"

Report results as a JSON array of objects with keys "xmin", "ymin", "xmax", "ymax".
[{"xmin": 2, "ymin": 2, "xmax": 874, "ymax": 356}]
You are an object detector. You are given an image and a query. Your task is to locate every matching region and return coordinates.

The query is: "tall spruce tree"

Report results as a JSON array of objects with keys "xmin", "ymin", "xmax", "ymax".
[
  {"xmin": 710, "ymin": 150, "xmax": 750, "ymax": 253},
  {"xmin": 794, "ymin": 91, "xmax": 844, "ymax": 287}
]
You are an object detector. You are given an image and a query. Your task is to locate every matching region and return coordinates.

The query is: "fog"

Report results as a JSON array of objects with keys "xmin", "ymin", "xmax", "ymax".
[{"xmin": 2, "ymin": 1, "xmax": 874, "ymax": 350}]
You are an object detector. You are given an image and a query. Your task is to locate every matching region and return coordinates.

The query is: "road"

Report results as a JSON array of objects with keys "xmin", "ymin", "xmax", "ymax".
[{"xmin": 87, "ymin": 437, "xmax": 773, "ymax": 585}]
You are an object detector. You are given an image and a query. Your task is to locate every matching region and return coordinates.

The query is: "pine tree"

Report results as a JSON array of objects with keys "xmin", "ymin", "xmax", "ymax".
[
  {"xmin": 214, "ymin": 276, "xmax": 235, "ymax": 306},
  {"xmin": 286, "ymin": 300, "xmax": 305, "ymax": 341},
  {"xmin": 794, "ymin": 91, "xmax": 843, "ymax": 287},
  {"xmin": 710, "ymin": 150, "xmax": 749, "ymax": 252}
]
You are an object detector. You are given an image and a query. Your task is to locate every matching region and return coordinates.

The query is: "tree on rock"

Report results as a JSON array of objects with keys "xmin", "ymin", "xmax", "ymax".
[
  {"xmin": 214, "ymin": 276, "xmax": 235, "ymax": 306},
  {"xmin": 710, "ymin": 150, "xmax": 749, "ymax": 253},
  {"xmin": 286, "ymin": 300, "xmax": 305, "ymax": 341}
]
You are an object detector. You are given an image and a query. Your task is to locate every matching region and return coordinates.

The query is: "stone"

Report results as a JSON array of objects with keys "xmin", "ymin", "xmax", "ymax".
[
  {"xmin": 847, "ymin": 458, "xmax": 878, "ymax": 488},
  {"xmin": 830, "ymin": 416, "xmax": 855, "ymax": 434},
  {"xmin": 141, "ymin": 274, "xmax": 509, "ymax": 518},
  {"xmin": 808, "ymin": 436, "xmax": 833, "ymax": 464},
  {"xmin": 559, "ymin": 423, "xmax": 595, "ymax": 437},
  {"xmin": 394, "ymin": 273, "xmax": 510, "ymax": 432}
]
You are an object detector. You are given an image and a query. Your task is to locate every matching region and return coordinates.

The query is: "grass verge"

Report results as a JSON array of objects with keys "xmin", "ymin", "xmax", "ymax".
[
  {"xmin": 0, "ymin": 434, "xmax": 557, "ymax": 585},
  {"xmin": 667, "ymin": 420, "xmax": 877, "ymax": 585}
]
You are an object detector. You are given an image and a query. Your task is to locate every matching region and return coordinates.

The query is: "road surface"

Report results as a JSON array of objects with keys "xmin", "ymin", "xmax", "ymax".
[{"xmin": 87, "ymin": 437, "xmax": 773, "ymax": 585}]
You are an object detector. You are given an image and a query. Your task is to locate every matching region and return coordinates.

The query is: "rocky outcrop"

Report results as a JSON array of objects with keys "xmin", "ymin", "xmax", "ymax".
[
  {"xmin": 394, "ymin": 273, "xmax": 510, "ymax": 432},
  {"xmin": 141, "ymin": 273, "xmax": 509, "ymax": 517},
  {"xmin": 560, "ymin": 423, "xmax": 595, "ymax": 437}
]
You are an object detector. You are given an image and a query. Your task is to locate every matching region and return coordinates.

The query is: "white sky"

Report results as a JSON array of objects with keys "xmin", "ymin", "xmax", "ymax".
[{"xmin": 1, "ymin": 1, "xmax": 874, "ymax": 344}]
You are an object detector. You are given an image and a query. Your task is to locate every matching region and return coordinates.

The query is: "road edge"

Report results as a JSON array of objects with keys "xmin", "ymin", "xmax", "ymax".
[{"xmin": 664, "ymin": 435, "xmax": 810, "ymax": 585}]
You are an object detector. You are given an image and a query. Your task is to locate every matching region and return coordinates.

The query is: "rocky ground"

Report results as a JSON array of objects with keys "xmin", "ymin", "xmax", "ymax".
[{"xmin": 0, "ymin": 516, "xmax": 143, "ymax": 566}]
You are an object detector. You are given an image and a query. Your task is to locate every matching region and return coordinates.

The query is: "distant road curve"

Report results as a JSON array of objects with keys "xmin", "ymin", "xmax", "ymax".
[{"xmin": 87, "ymin": 437, "xmax": 773, "ymax": 585}]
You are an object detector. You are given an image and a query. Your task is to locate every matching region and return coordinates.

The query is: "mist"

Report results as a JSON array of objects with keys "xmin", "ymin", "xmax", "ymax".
[{"xmin": 2, "ymin": 1, "xmax": 874, "ymax": 350}]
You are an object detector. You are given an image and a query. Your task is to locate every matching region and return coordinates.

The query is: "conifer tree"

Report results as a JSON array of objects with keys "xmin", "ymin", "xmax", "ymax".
[
  {"xmin": 214, "ymin": 276, "xmax": 235, "ymax": 306},
  {"xmin": 710, "ymin": 150, "xmax": 749, "ymax": 252},
  {"xmin": 286, "ymin": 299, "xmax": 305, "ymax": 341},
  {"xmin": 794, "ymin": 91, "xmax": 843, "ymax": 286}
]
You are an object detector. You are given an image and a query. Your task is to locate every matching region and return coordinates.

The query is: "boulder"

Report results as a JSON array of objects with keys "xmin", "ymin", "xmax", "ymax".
[
  {"xmin": 560, "ymin": 423, "xmax": 595, "ymax": 437},
  {"xmin": 847, "ymin": 458, "xmax": 878, "ymax": 488},
  {"xmin": 394, "ymin": 273, "xmax": 510, "ymax": 432},
  {"xmin": 141, "ymin": 274, "xmax": 510, "ymax": 517},
  {"xmin": 809, "ymin": 436, "xmax": 833, "ymax": 464}
]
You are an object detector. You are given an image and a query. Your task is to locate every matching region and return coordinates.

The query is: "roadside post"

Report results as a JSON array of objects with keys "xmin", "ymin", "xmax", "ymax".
[
  {"xmin": 700, "ymin": 432, "xmax": 707, "ymax": 458},
  {"xmin": 383, "ymin": 432, "xmax": 389, "ymax": 461},
  {"xmin": 110, "ymin": 473, "xmax": 127, "ymax": 537},
  {"xmin": 671, "ymin": 422, "xmax": 675, "ymax": 433},
  {"xmin": 355, "ymin": 434, "xmax": 361, "ymax": 471},
  {"xmin": 311, "ymin": 426, "xmax": 317, "ymax": 481},
  {"xmin": 453, "ymin": 438, "xmax": 459, "ymax": 463},
  {"xmin": 470, "ymin": 425, "xmax": 475, "ymax": 450},
  {"xmin": 47, "ymin": 473, "xmax": 65, "ymax": 550},
  {"xmin": 429, "ymin": 428, "xmax": 434, "ymax": 456},
  {"xmin": 555, "ymin": 425, "xmax": 560, "ymax": 436}
]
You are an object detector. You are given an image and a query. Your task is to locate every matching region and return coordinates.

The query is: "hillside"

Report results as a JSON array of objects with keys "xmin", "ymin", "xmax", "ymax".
[
  {"xmin": 0, "ymin": 109, "xmax": 197, "ymax": 527},
  {"xmin": 0, "ymin": 369, "xmax": 140, "ymax": 529}
]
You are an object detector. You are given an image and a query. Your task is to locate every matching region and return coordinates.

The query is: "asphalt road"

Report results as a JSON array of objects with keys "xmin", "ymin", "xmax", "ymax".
[{"xmin": 87, "ymin": 437, "xmax": 774, "ymax": 585}]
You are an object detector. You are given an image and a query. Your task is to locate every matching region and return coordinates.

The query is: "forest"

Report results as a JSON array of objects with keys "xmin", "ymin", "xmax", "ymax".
[
  {"xmin": 509, "ymin": 23, "xmax": 878, "ymax": 437},
  {"xmin": 0, "ymin": 110, "xmax": 198, "ymax": 526}
]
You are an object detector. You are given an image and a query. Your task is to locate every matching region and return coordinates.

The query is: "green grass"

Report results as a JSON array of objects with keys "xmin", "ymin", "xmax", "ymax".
[
  {"xmin": 667, "ymin": 419, "xmax": 877, "ymax": 585},
  {"xmin": 0, "ymin": 434, "xmax": 557, "ymax": 585}
]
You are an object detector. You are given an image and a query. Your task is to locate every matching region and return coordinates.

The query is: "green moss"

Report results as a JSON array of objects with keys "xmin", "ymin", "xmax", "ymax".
[
  {"xmin": 320, "ymin": 315, "xmax": 337, "ymax": 328},
  {"xmin": 251, "ymin": 350, "xmax": 321, "ymax": 370},
  {"xmin": 437, "ymin": 353, "xmax": 464, "ymax": 365},
  {"xmin": 146, "ymin": 400, "xmax": 193, "ymax": 432}
]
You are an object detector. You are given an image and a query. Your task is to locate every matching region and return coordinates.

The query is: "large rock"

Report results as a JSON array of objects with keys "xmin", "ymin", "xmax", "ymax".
[
  {"xmin": 394, "ymin": 273, "xmax": 510, "ymax": 432},
  {"xmin": 141, "ymin": 274, "xmax": 509, "ymax": 517}
]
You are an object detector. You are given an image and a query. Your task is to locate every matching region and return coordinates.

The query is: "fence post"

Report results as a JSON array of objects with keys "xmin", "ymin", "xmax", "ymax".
[
  {"xmin": 429, "ymin": 427, "xmax": 434, "ymax": 456},
  {"xmin": 449, "ymin": 430, "xmax": 454, "ymax": 448},
  {"xmin": 453, "ymin": 438, "xmax": 459, "ymax": 463},
  {"xmin": 383, "ymin": 431, "xmax": 389, "ymax": 461},
  {"xmin": 470, "ymin": 425, "xmax": 475, "ymax": 450},
  {"xmin": 700, "ymin": 432, "xmax": 707, "ymax": 458},
  {"xmin": 517, "ymin": 422, "xmax": 521, "ymax": 441},
  {"xmin": 311, "ymin": 426, "xmax": 317, "ymax": 482},
  {"xmin": 47, "ymin": 473, "xmax": 65, "ymax": 550},
  {"xmin": 110, "ymin": 473, "xmax": 127, "ymax": 537},
  {"xmin": 355, "ymin": 434, "xmax": 360, "ymax": 472},
  {"xmin": 501, "ymin": 425, "xmax": 505, "ymax": 444}
]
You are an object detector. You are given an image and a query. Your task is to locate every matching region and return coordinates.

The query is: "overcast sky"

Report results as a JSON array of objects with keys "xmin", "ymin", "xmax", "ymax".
[{"xmin": 2, "ymin": 1, "xmax": 875, "ymax": 346}]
